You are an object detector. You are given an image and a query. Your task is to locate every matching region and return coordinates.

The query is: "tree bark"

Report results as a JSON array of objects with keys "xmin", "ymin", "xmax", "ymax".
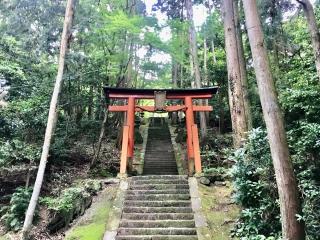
[
  {"xmin": 242, "ymin": 0, "xmax": 305, "ymax": 239},
  {"xmin": 211, "ymin": 40, "xmax": 217, "ymax": 64},
  {"xmin": 223, "ymin": 0, "xmax": 248, "ymax": 147},
  {"xmin": 234, "ymin": 0, "xmax": 252, "ymax": 130},
  {"xmin": 172, "ymin": 61, "xmax": 178, "ymax": 124},
  {"xmin": 203, "ymin": 38, "xmax": 210, "ymax": 123},
  {"xmin": 91, "ymin": 108, "xmax": 109, "ymax": 167},
  {"xmin": 22, "ymin": 0, "xmax": 75, "ymax": 238},
  {"xmin": 297, "ymin": 0, "xmax": 320, "ymax": 81},
  {"xmin": 185, "ymin": 0, "xmax": 207, "ymax": 141}
]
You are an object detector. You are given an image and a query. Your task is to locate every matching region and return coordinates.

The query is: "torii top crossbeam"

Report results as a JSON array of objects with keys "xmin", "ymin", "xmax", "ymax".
[
  {"xmin": 104, "ymin": 87, "xmax": 218, "ymax": 176},
  {"xmin": 104, "ymin": 87, "xmax": 218, "ymax": 99}
]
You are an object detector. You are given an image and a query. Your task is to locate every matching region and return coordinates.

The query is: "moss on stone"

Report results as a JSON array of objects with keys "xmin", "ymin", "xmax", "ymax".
[
  {"xmin": 199, "ymin": 181, "xmax": 240, "ymax": 240},
  {"xmin": 65, "ymin": 185, "xmax": 117, "ymax": 240}
]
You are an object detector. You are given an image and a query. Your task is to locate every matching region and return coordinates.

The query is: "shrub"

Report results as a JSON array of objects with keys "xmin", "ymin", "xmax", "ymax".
[
  {"xmin": 0, "ymin": 187, "xmax": 33, "ymax": 231},
  {"xmin": 231, "ymin": 127, "xmax": 320, "ymax": 239},
  {"xmin": 231, "ymin": 128, "xmax": 281, "ymax": 238},
  {"xmin": 0, "ymin": 139, "xmax": 40, "ymax": 167}
]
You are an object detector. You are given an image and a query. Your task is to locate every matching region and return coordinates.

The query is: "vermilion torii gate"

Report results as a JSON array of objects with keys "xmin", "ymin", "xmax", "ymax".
[{"xmin": 104, "ymin": 87, "xmax": 218, "ymax": 176}]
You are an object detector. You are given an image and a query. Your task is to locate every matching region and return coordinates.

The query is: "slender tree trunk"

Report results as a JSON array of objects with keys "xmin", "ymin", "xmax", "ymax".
[
  {"xmin": 234, "ymin": 0, "xmax": 252, "ymax": 130},
  {"xmin": 91, "ymin": 108, "xmax": 109, "ymax": 167},
  {"xmin": 203, "ymin": 38, "xmax": 210, "ymax": 123},
  {"xmin": 185, "ymin": 0, "xmax": 207, "ymax": 141},
  {"xmin": 223, "ymin": 0, "xmax": 248, "ymax": 147},
  {"xmin": 22, "ymin": 0, "xmax": 75, "ymax": 238},
  {"xmin": 211, "ymin": 40, "xmax": 217, "ymax": 64},
  {"xmin": 172, "ymin": 61, "xmax": 178, "ymax": 124},
  {"xmin": 297, "ymin": 0, "xmax": 320, "ymax": 81},
  {"xmin": 203, "ymin": 38, "xmax": 208, "ymax": 85},
  {"xmin": 242, "ymin": 1, "xmax": 305, "ymax": 239}
]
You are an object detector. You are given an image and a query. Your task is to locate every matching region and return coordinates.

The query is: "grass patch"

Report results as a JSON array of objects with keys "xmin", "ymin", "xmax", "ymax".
[
  {"xmin": 65, "ymin": 186, "xmax": 117, "ymax": 240},
  {"xmin": 199, "ymin": 181, "xmax": 239, "ymax": 240}
]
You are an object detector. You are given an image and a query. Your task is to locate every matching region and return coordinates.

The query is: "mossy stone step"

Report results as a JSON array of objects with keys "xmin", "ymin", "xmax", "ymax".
[
  {"xmin": 124, "ymin": 200, "xmax": 191, "ymax": 207},
  {"xmin": 125, "ymin": 194, "xmax": 190, "ymax": 201},
  {"xmin": 131, "ymin": 179, "xmax": 188, "ymax": 185},
  {"xmin": 115, "ymin": 235, "xmax": 198, "ymax": 240},
  {"xmin": 123, "ymin": 207, "xmax": 193, "ymax": 213},
  {"xmin": 129, "ymin": 184, "xmax": 189, "ymax": 190},
  {"xmin": 131, "ymin": 175, "xmax": 188, "ymax": 180},
  {"xmin": 126, "ymin": 190, "xmax": 190, "ymax": 195},
  {"xmin": 117, "ymin": 227, "xmax": 197, "ymax": 235},
  {"xmin": 121, "ymin": 213, "xmax": 194, "ymax": 220},
  {"xmin": 119, "ymin": 220, "xmax": 195, "ymax": 228}
]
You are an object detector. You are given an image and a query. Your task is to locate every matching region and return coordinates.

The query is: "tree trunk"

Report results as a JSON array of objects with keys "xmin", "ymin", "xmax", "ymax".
[
  {"xmin": 297, "ymin": 0, "xmax": 320, "ymax": 81},
  {"xmin": 203, "ymin": 38, "xmax": 210, "ymax": 123},
  {"xmin": 223, "ymin": 0, "xmax": 248, "ymax": 147},
  {"xmin": 22, "ymin": 0, "xmax": 75, "ymax": 238},
  {"xmin": 203, "ymin": 38, "xmax": 208, "ymax": 85},
  {"xmin": 91, "ymin": 108, "xmax": 109, "ymax": 167},
  {"xmin": 211, "ymin": 40, "xmax": 217, "ymax": 64},
  {"xmin": 185, "ymin": 0, "xmax": 207, "ymax": 141},
  {"xmin": 234, "ymin": 0, "xmax": 252, "ymax": 130},
  {"xmin": 242, "ymin": 1, "xmax": 305, "ymax": 239},
  {"xmin": 172, "ymin": 61, "xmax": 178, "ymax": 124}
]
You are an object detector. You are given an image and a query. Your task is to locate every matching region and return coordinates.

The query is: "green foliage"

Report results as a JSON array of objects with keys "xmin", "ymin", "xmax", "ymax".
[
  {"xmin": 201, "ymin": 133, "xmax": 232, "ymax": 168},
  {"xmin": 41, "ymin": 179, "xmax": 101, "ymax": 216},
  {"xmin": 0, "ymin": 140, "xmax": 40, "ymax": 167},
  {"xmin": 231, "ymin": 128, "xmax": 281, "ymax": 238},
  {"xmin": 231, "ymin": 127, "xmax": 320, "ymax": 239},
  {"xmin": 0, "ymin": 187, "xmax": 33, "ymax": 231},
  {"xmin": 42, "ymin": 187, "xmax": 90, "ymax": 215}
]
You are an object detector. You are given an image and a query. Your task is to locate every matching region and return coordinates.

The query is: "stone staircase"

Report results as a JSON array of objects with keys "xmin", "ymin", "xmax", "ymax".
[
  {"xmin": 115, "ymin": 175, "xmax": 198, "ymax": 240},
  {"xmin": 115, "ymin": 118, "xmax": 198, "ymax": 239},
  {"xmin": 143, "ymin": 118, "xmax": 178, "ymax": 175}
]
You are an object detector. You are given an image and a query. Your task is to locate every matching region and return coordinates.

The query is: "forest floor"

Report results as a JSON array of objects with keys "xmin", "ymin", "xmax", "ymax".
[
  {"xmin": 199, "ymin": 181, "xmax": 239, "ymax": 240},
  {"xmin": 0, "ymin": 139, "xmax": 120, "ymax": 240}
]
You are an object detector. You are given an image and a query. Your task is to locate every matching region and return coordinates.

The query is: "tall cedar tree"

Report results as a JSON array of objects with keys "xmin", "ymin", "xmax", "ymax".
[
  {"xmin": 242, "ymin": 0, "xmax": 305, "ymax": 239},
  {"xmin": 223, "ymin": 0, "xmax": 249, "ymax": 147}
]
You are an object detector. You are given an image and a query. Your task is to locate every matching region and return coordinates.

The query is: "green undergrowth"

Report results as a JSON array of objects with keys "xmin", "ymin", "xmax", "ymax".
[
  {"xmin": 199, "ymin": 182, "xmax": 239, "ymax": 240},
  {"xmin": 65, "ymin": 185, "xmax": 117, "ymax": 240}
]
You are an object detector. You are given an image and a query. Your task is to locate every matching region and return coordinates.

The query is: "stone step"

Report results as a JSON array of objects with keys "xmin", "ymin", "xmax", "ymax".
[
  {"xmin": 115, "ymin": 235, "xmax": 198, "ymax": 240},
  {"xmin": 131, "ymin": 175, "xmax": 188, "ymax": 180},
  {"xmin": 117, "ymin": 227, "xmax": 197, "ymax": 236},
  {"xmin": 126, "ymin": 189, "xmax": 190, "ymax": 195},
  {"xmin": 119, "ymin": 220, "xmax": 195, "ymax": 228},
  {"xmin": 124, "ymin": 201, "xmax": 191, "ymax": 207},
  {"xmin": 143, "ymin": 161, "xmax": 176, "ymax": 164},
  {"xmin": 131, "ymin": 180, "xmax": 187, "ymax": 185},
  {"xmin": 125, "ymin": 194, "xmax": 190, "ymax": 201},
  {"xmin": 121, "ymin": 213, "xmax": 194, "ymax": 220},
  {"xmin": 129, "ymin": 184, "xmax": 189, "ymax": 190},
  {"xmin": 123, "ymin": 207, "xmax": 193, "ymax": 213},
  {"xmin": 143, "ymin": 159, "xmax": 176, "ymax": 162},
  {"xmin": 143, "ymin": 172, "xmax": 179, "ymax": 175}
]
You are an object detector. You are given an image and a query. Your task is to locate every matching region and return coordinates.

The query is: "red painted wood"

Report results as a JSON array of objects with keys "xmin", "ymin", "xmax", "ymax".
[
  {"xmin": 192, "ymin": 124, "xmax": 202, "ymax": 174},
  {"xmin": 185, "ymin": 96, "xmax": 195, "ymax": 175},
  {"xmin": 120, "ymin": 125, "xmax": 129, "ymax": 174},
  {"xmin": 108, "ymin": 93, "xmax": 213, "ymax": 99},
  {"xmin": 109, "ymin": 105, "xmax": 213, "ymax": 112},
  {"xmin": 127, "ymin": 97, "xmax": 135, "ymax": 158}
]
